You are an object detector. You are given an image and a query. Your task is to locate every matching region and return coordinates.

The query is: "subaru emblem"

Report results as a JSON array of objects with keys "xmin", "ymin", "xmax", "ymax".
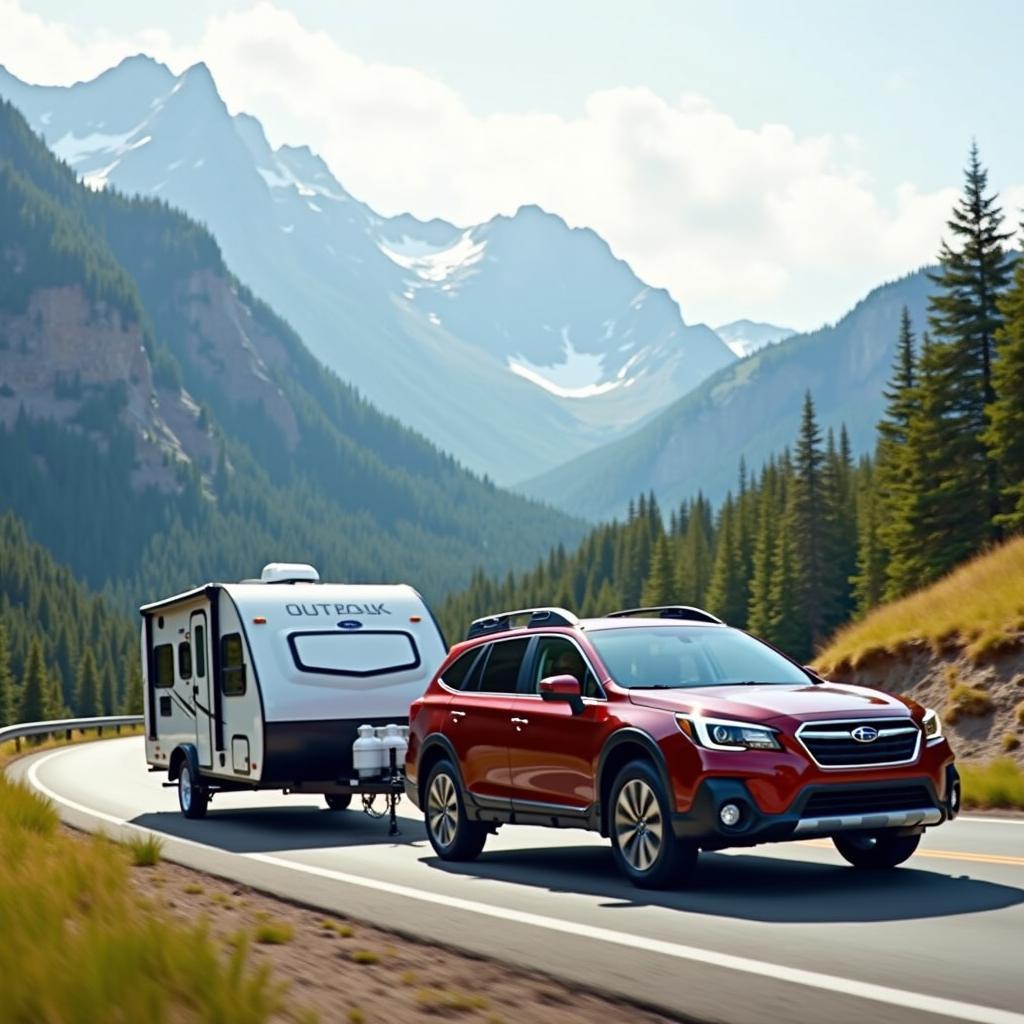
[
  {"xmin": 851, "ymin": 725, "xmax": 878, "ymax": 743},
  {"xmin": 337, "ymin": 620, "xmax": 363, "ymax": 630}
]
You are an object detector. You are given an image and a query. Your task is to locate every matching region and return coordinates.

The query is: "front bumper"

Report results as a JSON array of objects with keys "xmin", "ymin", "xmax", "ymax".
[{"xmin": 672, "ymin": 765, "xmax": 960, "ymax": 849}]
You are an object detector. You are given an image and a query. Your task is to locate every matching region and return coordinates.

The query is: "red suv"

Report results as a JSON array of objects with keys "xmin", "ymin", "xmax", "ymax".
[{"xmin": 406, "ymin": 606, "xmax": 959, "ymax": 888}]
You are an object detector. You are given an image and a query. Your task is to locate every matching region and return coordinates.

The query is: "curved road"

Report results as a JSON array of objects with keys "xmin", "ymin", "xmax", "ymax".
[{"xmin": 13, "ymin": 737, "xmax": 1024, "ymax": 1024}]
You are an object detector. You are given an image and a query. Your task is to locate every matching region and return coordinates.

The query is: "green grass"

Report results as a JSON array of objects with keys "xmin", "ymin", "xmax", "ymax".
[
  {"xmin": 254, "ymin": 920, "xmax": 295, "ymax": 945},
  {"xmin": 125, "ymin": 832, "xmax": 164, "ymax": 867},
  {"xmin": 960, "ymin": 759, "xmax": 1024, "ymax": 809},
  {"xmin": 0, "ymin": 774, "xmax": 282, "ymax": 1022},
  {"xmin": 816, "ymin": 536, "xmax": 1024, "ymax": 672},
  {"xmin": 350, "ymin": 950, "xmax": 380, "ymax": 965}
]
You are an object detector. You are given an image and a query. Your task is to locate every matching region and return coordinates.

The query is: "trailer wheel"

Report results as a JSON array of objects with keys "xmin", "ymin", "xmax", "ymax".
[
  {"xmin": 324, "ymin": 793, "xmax": 352, "ymax": 811},
  {"xmin": 178, "ymin": 763, "xmax": 209, "ymax": 819}
]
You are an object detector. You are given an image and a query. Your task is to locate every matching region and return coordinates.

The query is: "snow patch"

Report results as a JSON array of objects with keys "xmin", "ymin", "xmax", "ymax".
[
  {"xmin": 39, "ymin": 112, "xmax": 52, "ymax": 125},
  {"xmin": 427, "ymin": 313, "xmax": 441, "ymax": 326},
  {"xmin": 508, "ymin": 332, "xmax": 623, "ymax": 400},
  {"xmin": 377, "ymin": 231, "xmax": 486, "ymax": 283},
  {"xmin": 307, "ymin": 201, "xmax": 322, "ymax": 213},
  {"xmin": 281, "ymin": 224, "xmax": 295, "ymax": 234},
  {"xmin": 52, "ymin": 128, "xmax": 151, "ymax": 166},
  {"xmin": 193, "ymin": 157, "xmax": 205, "ymax": 169}
]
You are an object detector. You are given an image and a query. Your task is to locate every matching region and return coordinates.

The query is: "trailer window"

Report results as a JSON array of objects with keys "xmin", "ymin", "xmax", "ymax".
[
  {"xmin": 178, "ymin": 642, "xmax": 192, "ymax": 680},
  {"xmin": 154, "ymin": 644, "xmax": 174, "ymax": 688},
  {"xmin": 194, "ymin": 624, "xmax": 206, "ymax": 677},
  {"xmin": 288, "ymin": 631, "xmax": 420, "ymax": 678},
  {"xmin": 221, "ymin": 633, "xmax": 246, "ymax": 696}
]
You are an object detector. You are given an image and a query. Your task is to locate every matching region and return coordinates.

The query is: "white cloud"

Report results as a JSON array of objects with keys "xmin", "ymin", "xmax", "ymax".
[{"xmin": 0, "ymin": 0, "xmax": 1019, "ymax": 329}]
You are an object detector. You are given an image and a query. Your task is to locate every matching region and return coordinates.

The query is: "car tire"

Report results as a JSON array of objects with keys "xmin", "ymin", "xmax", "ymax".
[
  {"xmin": 609, "ymin": 760, "xmax": 697, "ymax": 889},
  {"xmin": 178, "ymin": 762, "xmax": 209, "ymax": 820},
  {"xmin": 423, "ymin": 760, "xmax": 488, "ymax": 861},
  {"xmin": 833, "ymin": 831, "xmax": 921, "ymax": 869}
]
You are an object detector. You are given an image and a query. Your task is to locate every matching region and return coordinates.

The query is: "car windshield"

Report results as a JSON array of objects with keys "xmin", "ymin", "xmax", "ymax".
[{"xmin": 588, "ymin": 625, "xmax": 809, "ymax": 689}]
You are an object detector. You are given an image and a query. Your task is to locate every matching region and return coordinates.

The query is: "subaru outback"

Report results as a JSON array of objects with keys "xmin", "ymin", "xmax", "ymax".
[{"xmin": 405, "ymin": 606, "xmax": 959, "ymax": 888}]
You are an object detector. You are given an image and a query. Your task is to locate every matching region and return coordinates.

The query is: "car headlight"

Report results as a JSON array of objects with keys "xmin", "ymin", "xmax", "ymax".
[
  {"xmin": 677, "ymin": 714, "xmax": 782, "ymax": 751},
  {"xmin": 922, "ymin": 707, "xmax": 943, "ymax": 743}
]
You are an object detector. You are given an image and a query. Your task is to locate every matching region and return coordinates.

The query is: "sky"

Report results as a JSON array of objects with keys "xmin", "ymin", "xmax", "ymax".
[{"xmin": 2, "ymin": 0, "xmax": 1023, "ymax": 331}]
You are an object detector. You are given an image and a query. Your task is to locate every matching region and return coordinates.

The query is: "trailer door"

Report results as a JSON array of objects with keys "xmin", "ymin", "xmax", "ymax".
[{"xmin": 190, "ymin": 610, "xmax": 214, "ymax": 767}]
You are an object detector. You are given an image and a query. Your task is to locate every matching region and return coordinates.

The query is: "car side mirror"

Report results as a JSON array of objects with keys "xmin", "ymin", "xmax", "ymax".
[{"xmin": 539, "ymin": 674, "xmax": 585, "ymax": 715}]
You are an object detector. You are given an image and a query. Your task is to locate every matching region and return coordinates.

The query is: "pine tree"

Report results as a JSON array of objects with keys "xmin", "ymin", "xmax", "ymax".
[
  {"xmin": 705, "ymin": 497, "xmax": 746, "ymax": 624},
  {"xmin": 122, "ymin": 655, "xmax": 144, "ymax": 715},
  {"xmin": 984, "ymin": 227, "xmax": 1024, "ymax": 532},
  {"xmin": 768, "ymin": 518, "xmax": 805, "ymax": 656},
  {"xmin": 642, "ymin": 534, "xmax": 676, "ymax": 606},
  {"xmin": 0, "ymin": 623, "xmax": 15, "ymax": 726},
  {"xmin": 927, "ymin": 142, "xmax": 1012, "ymax": 540},
  {"xmin": 75, "ymin": 648, "xmax": 101, "ymax": 718},
  {"xmin": 18, "ymin": 636, "xmax": 49, "ymax": 723},
  {"xmin": 675, "ymin": 500, "xmax": 712, "ymax": 606},
  {"xmin": 851, "ymin": 460, "xmax": 885, "ymax": 614},
  {"xmin": 790, "ymin": 393, "xmax": 831, "ymax": 650}
]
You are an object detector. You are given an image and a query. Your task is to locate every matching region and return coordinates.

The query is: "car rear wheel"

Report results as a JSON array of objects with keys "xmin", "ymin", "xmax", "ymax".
[
  {"xmin": 833, "ymin": 831, "xmax": 921, "ymax": 869},
  {"xmin": 424, "ymin": 760, "xmax": 487, "ymax": 861},
  {"xmin": 609, "ymin": 760, "xmax": 697, "ymax": 889},
  {"xmin": 178, "ymin": 763, "xmax": 209, "ymax": 820}
]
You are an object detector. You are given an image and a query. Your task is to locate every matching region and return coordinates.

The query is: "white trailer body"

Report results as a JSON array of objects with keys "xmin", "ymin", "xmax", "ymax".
[{"xmin": 140, "ymin": 566, "xmax": 446, "ymax": 803}]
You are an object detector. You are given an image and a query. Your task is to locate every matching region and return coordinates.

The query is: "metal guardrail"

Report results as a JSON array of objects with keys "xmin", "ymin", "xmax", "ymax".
[{"xmin": 0, "ymin": 715, "xmax": 144, "ymax": 752}]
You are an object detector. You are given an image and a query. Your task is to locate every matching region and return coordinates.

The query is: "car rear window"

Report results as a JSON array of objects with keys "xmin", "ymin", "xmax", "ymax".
[
  {"xmin": 476, "ymin": 638, "xmax": 529, "ymax": 693},
  {"xmin": 588, "ymin": 626, "xmax": 808, "ymax": 688},
  {"xmin": 288, "ymin": 630, "xmax": 421, "ymax": 678}
]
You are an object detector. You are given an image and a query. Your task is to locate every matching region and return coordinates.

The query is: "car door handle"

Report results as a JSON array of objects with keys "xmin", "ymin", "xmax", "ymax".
[
  {"xmin": 449, "ymin": 710, "xmax": 466, "ymax": 719},
  {"xmin": 510, "ymin": 717, "xmax": 528, "ymax": 725}
]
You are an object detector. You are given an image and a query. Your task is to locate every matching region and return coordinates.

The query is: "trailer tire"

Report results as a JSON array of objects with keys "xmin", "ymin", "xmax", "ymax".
[
  {"xmin": 324, "ymin": 793, "xmax": 352, "ymax": 811},
  {"xmin": 179, "ymin": 763, "xmax": 209, "ymax": 819}
]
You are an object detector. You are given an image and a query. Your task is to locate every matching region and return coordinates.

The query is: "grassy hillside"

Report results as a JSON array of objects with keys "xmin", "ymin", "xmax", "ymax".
[{"xmin": 816, "ymin": 536, "xmax": 1024, "ymax": 672}]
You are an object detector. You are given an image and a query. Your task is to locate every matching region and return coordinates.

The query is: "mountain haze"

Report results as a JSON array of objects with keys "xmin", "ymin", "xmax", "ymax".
[
  {"xmin": 0, "ymin": 98, "xmax": 583, "ymax": 603},
  {"xmin": 523, "ymin": 269, "xmax": 934, "ymax": 518},
  {"xmin": 0, "ymin": 56, "xmax": 735, "ymax": 483}
]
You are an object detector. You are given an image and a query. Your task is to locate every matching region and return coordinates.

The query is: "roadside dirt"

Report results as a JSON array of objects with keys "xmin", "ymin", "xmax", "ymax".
[
  {"xmin": 827, "ymin": 637, "xmax": 1024, "ymax": 763},
  {"xmin": 121, "ymin": 829, "xmax": 683, "ymax": 1024}
]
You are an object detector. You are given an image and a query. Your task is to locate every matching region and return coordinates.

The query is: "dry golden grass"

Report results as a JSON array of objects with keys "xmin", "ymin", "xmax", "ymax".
[
  {"xmin": 944, "ymin": 684, "xmax": 994, "ymax": 724},
  {"xmin": 816, "ymin": 536, "xmax": 1024, "ymax": 673},
  {"xmin": 0, "ymin": 775, "xmax": 280, "ymax": 1023}
]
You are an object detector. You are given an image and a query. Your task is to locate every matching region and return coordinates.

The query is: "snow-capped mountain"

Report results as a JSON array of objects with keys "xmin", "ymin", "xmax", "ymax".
[
  {"xmin": 714, "ymin": 319, "xmax": 795, "ymax": 358},
  {"xmin": 0, "ymin": 56, "xmax": 735, "ymax": 482}
]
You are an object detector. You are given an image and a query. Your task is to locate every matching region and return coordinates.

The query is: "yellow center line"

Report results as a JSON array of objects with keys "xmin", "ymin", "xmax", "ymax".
[{"xmin": 797, "ymin": 838, "xmax": 1024, "ymax": 867}]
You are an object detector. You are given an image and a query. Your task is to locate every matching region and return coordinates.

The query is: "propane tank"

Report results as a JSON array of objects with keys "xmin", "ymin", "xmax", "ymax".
[
  {"xmin": 381, "ymin": 722, "xmax": 408, "ymax": 773},
  {"xmin": 353, "ymin": 724, "xmax": 384, "ymax": 779}
]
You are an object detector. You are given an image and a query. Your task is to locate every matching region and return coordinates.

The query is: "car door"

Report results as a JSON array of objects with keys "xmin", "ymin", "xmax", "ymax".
[
  {"xmin": 507, "ymin": 635, "xmax": 610, "ymax": 811},
  {"xmin": 443, "ymin": 637, "xmax": 530, "ymax": 805}
]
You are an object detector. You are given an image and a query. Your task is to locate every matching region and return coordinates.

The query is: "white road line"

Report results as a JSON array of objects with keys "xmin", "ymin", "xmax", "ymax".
[
  {"xmin": 23, "ymin": 747, "xmax": 1024, "ymax": 1024},
  {"xmin": 960, "ymin": 816, "xmax": 1024, "ymax": 826}
]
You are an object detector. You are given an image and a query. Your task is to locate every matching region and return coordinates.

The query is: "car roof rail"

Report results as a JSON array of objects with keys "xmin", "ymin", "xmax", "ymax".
[
  {"xmin": 606, "ymin": 605, "xmax": 724, "ymax": 625},
  {"xmin": 465, "ymin": 607, "xmax": 579, "ymax": 641}
]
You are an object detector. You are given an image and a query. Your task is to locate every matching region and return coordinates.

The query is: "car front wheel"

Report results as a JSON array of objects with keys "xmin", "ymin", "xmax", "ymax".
[
  {"xmin": 833, "ymin": 831, "xmax": 921, "ymax": 869},
  {"xmin": 424, "ymin": 760, "xmax": 487, "ymax": 861},
  {"xmin": 609, "ymin": 760, "xmax": 697, "ymax": 889}
]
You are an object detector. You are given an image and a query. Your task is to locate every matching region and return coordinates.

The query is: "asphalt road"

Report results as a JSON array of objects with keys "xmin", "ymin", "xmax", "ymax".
[{"xmin": 12, "ymin": 737, "xmax": 1024, "ymax": 1024}]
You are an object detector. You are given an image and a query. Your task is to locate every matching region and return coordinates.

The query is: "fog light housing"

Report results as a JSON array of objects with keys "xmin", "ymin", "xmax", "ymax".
[{"xmin": 720, "ymin": 803, "xmax": 742, "ymax": 827}]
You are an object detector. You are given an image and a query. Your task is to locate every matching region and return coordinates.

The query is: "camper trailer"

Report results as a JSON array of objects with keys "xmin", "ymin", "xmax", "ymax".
[{"xmin": 140, "ymin": 563, "xmax": 447, "ymax": 819}]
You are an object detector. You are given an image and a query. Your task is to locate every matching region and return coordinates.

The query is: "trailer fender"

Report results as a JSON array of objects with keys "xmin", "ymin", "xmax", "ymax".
[{"xmin": 168, "ymin": 743, "xmax": 200, "ymax": 783}]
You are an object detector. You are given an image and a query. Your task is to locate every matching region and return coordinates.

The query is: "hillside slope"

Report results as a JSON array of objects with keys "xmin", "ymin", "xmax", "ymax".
[
  {"xmin": 815, "ymin": 538, "xmax": 1024, "ymax": 764},
  {"xmin": 523, "ymin": 269, "xmax": 933, "ymax": 517},
  {"xmin": 0, "ymin": 56, "xmax": 734, "ymax": 483},
  {"xmin": 0, "ymin": 99, "xmax": 583, "ymax": 603}
]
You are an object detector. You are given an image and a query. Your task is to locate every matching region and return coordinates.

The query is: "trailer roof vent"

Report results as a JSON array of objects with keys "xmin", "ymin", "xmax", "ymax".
[{"xmin": 259, "ymin": 562, "xmax": 320, "ymax": 584}]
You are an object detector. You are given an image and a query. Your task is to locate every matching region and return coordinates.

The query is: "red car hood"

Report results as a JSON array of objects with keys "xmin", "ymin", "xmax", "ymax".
[{"xmin": 628, "ymin": 682, "xmax": 915, "ymax": 723}]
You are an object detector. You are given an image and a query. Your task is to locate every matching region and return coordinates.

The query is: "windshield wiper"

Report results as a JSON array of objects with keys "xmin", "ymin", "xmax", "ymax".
[{"xmin": 629, "ymin": 684, "xmax": 683, "ymax": 690}]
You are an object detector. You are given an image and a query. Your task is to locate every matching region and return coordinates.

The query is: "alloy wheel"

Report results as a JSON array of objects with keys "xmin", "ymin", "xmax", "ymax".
[
  {"xmin": 614, "ymin": 778, "xmax": 664, "ymax": 872},
  {"xmin": 428, "ymin": 772, "xmax": 459, "ymax": 848}
]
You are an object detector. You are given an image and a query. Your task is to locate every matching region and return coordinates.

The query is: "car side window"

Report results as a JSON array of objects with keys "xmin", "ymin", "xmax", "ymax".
[
  {"xmin": 439, "ymin": 648, "xmax": 482, "ymax": 691},
  {"xmin": 531, "ymin": 637, "xmax": 602, "ymax": 699},
  {"xmin": 476, "ymin": 639, "xmax": 529, "ymax": 693}
]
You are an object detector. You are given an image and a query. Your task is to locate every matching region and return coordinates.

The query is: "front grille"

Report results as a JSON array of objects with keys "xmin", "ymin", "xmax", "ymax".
[
  {"xmin": 797, "ymin": 719, "xmax": 920, "ymax": 767},
  {"xmin": 802, "ymin": 784, "xmax": 933, "ymax": 818}
]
